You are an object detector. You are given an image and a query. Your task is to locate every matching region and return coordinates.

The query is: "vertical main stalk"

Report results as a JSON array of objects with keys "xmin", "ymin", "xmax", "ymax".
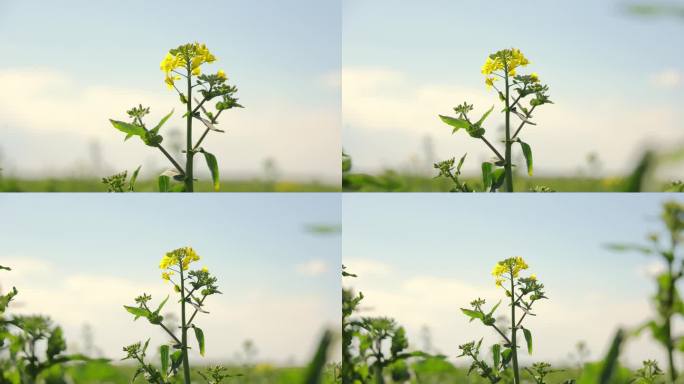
[
  {"xmin": 180, "ymin": 265, "xmax": 191, "ymax": 383},
  {"xmin": 184, "ymin": 63, "xmax": 194, "ymax": 192},
  {"xmin": 510, "ymin": 273, "xmax": 520, "ymax": 384},
  {"xmin": 504, "ymin": 64, "xmax": 513, "ymax": 192},
  {"xmin": 666, "ymin": 251, "xmax": 677, "ymax": 382}
]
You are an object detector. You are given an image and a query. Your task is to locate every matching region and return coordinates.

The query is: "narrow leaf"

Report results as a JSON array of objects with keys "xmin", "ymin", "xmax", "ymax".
[
  {"xmin": 202, "ymin": 151, "xmax": 220, "ymax": 192},
  {"xmin": 158, "ymin": 175, "xmax": 170, "ymax": 192},
  {"xmin": 193, "ymin": 326, "xmax": 206, "ymax": 356},
  {"xmin": 475, "ymin": 105, "xmax": 495, "ymax": 127},
  {"xmin": 522, "ymin": 327, "xmax": 533, "ymax": 354},
  {"xmin": 154, "ymin": 295, "xmax": 169, "ymax": 316},
  {"xmin": 129, "ymin": 165, "xmax": 142, "ymax": 192},
  {"xmin": 150, "ymin": 109, "xmax": 174, "ymax": 135},
  {"xmin": 160, "ymin": 345, "xmax": 169, "ymax": 377},
  {"xmin": 518, "ymin": 140, "xmax": 534, "ymax": 176},
  {"xmin": 481, "ymin": 162, "xmax": 493, "ymax": 191}
]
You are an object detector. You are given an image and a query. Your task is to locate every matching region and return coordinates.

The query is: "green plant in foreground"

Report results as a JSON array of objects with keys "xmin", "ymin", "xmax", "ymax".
[
  {"xmin": 123, "ymin": 247, "xmax": 227, "ymax": 384},
  {"xmin": 102, "ymin": 166, "xmax": 142, "ymax": 192},
  {"xmin": 108, "ymin": 42, "xmax": 242, "ymax": 192},
  {"xmin": 608, "ymin": 201, "xmax": 684, "ymax": 383},
  {"xmin": 459, "ymin": 256, "xmax": 547, "ymax": 384},
  {"xmin": 342, "ymin": 266, "xmax": 435, "ymax": 384},
  {"xmin": 437, "ymin": 48, "xmax": 552, "ymax": 192},
  {"xmin": 630, "ymin": 360, "xmax": 664, "ymax": 384}
]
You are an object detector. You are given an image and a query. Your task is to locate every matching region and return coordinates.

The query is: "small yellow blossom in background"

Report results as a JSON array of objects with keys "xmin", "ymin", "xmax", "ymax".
[
  {"xmin": 217, "ymin": 70, "xmax": 227, "ymax": 80},
  {"xmin": 159, "ymin": 246, "xmax": 201, "ymax": 272},
  {"xmin": 160, "ymin": 42, "xmax": 217, "ymax": 89},
  {"xmin": 529, "ymin": 274, "xmax": 537, "ymax": 281},
  {"xmin": 202, "ymin": 266, "xmax": 209, "ymax": 273},
  {"xmin": 530, "ymin": 73, "xmax": 540, "ymax": 83},
  {"xmin": 492, "ymin": 256, "xmax": 529, "ymax": 287},
  {"xmin": 161, "ymin": 271, "xmax": 174, "ymax": 281}
]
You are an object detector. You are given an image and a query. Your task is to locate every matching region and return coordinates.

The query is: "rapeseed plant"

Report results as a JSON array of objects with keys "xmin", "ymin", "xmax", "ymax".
[
  {"xmin": 436, "ymin": 48, "xmax": 552, "ymax": 192},
  {"xmin": 107, "ymin": 42, "xmax": 242, "ymax": 192}
]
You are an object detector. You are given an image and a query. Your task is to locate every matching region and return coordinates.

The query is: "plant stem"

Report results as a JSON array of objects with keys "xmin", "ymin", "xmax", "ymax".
[
  {"xmin": 666, "ymin": 256, "xmax": 677, "ymax": 382},
  {"xmin": 510, "ymin": 274, "xmax": 520, "ymax": 384},
  {"xmin": 504, "ymin": 67, "xmax": 513, "ymax": 192},
  {"xmin": 184, "ymin": 63, "xmax": 194, "ymax": 192},
  {"xmin": 180, "ymin": 265, "xmax": 191, "ymax": 384},
  {"xmin": 157, "ymin": 144, "xmax": 185, "ymax": 176}
]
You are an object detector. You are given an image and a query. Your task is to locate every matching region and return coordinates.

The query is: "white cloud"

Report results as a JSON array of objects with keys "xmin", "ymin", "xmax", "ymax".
[
  {"xmin": 0, "ymin": 67, "xmax": 340, "ymax": 182},
  {"xmin": 650, "ymin": 68, "xmax": 682, "ymax": 89},
  {"xmin": 296, "ymin": 259, "xmax": 329, "ymax": 276},
  {"xmin": 343, "ymin": 66, "xmax": 684, "ymax": 176},
  {"xmin": 344, "ymin": 257, "xmax": 393, "ymax": 277}
]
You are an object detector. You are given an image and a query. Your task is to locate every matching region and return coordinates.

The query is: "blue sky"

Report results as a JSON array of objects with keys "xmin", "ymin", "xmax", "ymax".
[
  {"xmin": 343, "ymin": 0, "xmax": 684, "ymax": 177},
  {"xmin": 0, "ymin": 0, "xmax": 340, "ymax": 182},
  {"xmin": 343, "ymin": 193, "xmax": 683, "ymax": 367},
  {"xmin": 0, "ymin": 194, "xmax": 341, "ymax": 363}
]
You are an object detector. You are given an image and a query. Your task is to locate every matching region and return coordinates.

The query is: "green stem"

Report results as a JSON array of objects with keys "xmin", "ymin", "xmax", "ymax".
[
  {"xmin": 504, "ymin": 68, "xmax": 513, "ymax": 192},
  {"xmin": 184, "ymin": 63, "xmax": 194, "ymax": 192},
  {"xmin": 666, "ymin": 257, "xmax": 677, "ymax": 382},
  {"xmin": 510, "ymin": 274, "xmax": 520, "ymax": 384},
  {"xmin": 180, "ymin": 265, "xmax": 191, "ymax": 384}
]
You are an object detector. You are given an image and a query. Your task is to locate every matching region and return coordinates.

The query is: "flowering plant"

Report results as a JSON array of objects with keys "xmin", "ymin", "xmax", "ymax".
[
  {"xmin": 123, "ymin": 247, "xmax": 229, "ymax": 383},
  {"xmin": 436, "ymin": 48, "xmax": 552, "ymax": 192},
  {"xmin": 107, "ymin": 42, "xmax": 242, "ymax": 192},
  {"xmin": 459, "ymin": 256, "xmax": 547, "ymax": 384}
]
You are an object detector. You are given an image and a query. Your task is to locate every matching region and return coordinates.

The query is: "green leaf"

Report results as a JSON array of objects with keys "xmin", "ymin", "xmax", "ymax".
[
  {"xmin": 518, "ymin": 140, "xmax": 533, "ymax": 176},
  {"xmin": 0, "ymin": 265, "xmax": 11, "ymax": 271},
  {"xmin": 475, "ymin": 105, "xmax": 495, "ymax": 127},
  {"xmin": 150, "ymin": 109, "xmax": 174, "ymax": 135},
  {"xmin": 522, "ymin": 327, "xmax": 533, "ymax": 354},
  {"xmin": 129, "ymin": 165, "xmax": 142, "ymax": 192},
  {"xmin": 486, "ymin": 300, "xmax": 501, "ymax": 318},
  {"xmin": 46, "ymin": 327, "xmax": 66, "ymax": 361},
  {"xmin": 201, "ymin": 151, "xmax": 220, "ymax": 192},
  {"xmin": 160, "ymin": 345, "xmax": 169, "ymax": 377},
  {"xmin": 439, "ymin": 115, "xmax": 469, "ymax": 133},
  {"xmin": 193, "ymin": 326, "xmax": 206, "ymax": 356},
  {"xmin": 124, "ymin": 305, "xmax": 151, "ymax": 320},
  {"xmin": 460, "ymin": 308, "xmax": 484, "ymax": 322},
  {"xmin": 481, "ymin": 162, "xmax": 493, "ymax": 191},
  {"xmin": 158, "ymin": 175, "xmax": 171, "ymax": 192},
  {"xmin": 492, "ymin": 344, "xmax": 501, "ymax": 369},
  {"xmin": 154, "ymin": 295, "xmax": 169, "ymax": 316},
  {"xmin": 456, "ymin": 153, "xmax": 467, "ymax": 173},
  {"xmin": 170, "ymin": 350, "xmax": 183, "ymax": 371},
  {"xmin": 109, "ymin": 119, "xmax": 146, "ymax": 141}
]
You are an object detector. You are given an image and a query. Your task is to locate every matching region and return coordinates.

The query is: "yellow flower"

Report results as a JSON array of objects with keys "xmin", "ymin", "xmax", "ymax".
[
  {"xmin": 160, "ymin": 42, "xmax": 218, "ymax": 88},
  {"xmin": 481, "ymin": 48, "xmax": 530, "ymax": 84},
  {"xmin": 485, "ymin": 77, "xmax": 497, "ymax": 89},
  {"xmin": 159, "ymin": 246, "xmax": 201, "ymax": 271},
  {"xmin": 217, "ymin": 70, "xmax": 227, "ymax": 80},
  {"xmin": 491, "ymin": 256, "xmax": 529, "ymax": 287},
  {"xmin": 529, "ymin": 274, "xmax": 537, "ymax": 281},
  {"xmin": 161, "ymin": 271, "xmax": 174, "ymax": 281},
  {"xmin": 530, "ymin": 73, "xmax": 540, "ymax": 83},
  {"xmin": 202, "ymin": 266, "xmax": 209, "ymax": 273}
]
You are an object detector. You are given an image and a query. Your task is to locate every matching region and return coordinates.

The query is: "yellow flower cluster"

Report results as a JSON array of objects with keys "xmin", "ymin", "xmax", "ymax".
[
  {"xmin": 491, "ymin": 256, "xmax": 529, "ymax": 287},
  {"xmin": 159, "ymin": 246, "xmax": 201, "ymax": 280},
  {"xmin": 160, "ymin": 42, "xmax": 218, "ymax": 89},
  {"xmin": 481, "ymin": 48, "xmax": 530, "ymax": 87}
]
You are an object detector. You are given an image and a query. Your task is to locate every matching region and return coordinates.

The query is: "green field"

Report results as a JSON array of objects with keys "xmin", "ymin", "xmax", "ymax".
[
  {"xmin": 0, "ymin": 177, "xmax": 339, "ymax": 192},
  {"xmin": 31, "ymin": 361, "xmax": 339, "ymax": 384}
]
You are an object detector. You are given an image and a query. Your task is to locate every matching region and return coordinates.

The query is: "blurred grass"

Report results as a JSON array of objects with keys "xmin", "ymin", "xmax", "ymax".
[
  {"xmin": 0, "ymin": 177, "xmax": 340, "ymax": 192},
  {"xmin": 343, "ymin": 170, "xmax": 635, "ymax": 192},
  {"xmin": 64, "ymin": 361, "xmax": 338, "ymax": 384}
]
